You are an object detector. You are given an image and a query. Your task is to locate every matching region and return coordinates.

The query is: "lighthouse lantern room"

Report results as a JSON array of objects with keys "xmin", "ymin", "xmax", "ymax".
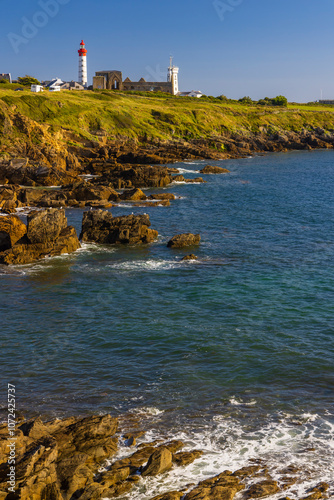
[{"xmin": 78, "ymin": 40, "xmax": 88, "ymax": 88}]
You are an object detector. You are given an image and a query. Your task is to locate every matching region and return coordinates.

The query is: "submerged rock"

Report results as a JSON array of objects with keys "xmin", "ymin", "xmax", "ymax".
[
  {"xmin": 80, "ymin": 210, "xmax": 158, "ymax": 245},
  {"xmin": 0, "ymin": 209, "xmax": 80, "ymax": 265},
  {"xmin": 167, "ymin": 233, "xmax": 201, "ymax": 248}
]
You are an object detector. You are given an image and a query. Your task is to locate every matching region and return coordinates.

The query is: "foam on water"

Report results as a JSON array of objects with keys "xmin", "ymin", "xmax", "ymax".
[
  {"xmin": 176, "ymin": 168, "xmax": 200, "ymax": 174},
  {"xmin": 103, "ymin": 410, "xmax": 334, "ymax": 500},
  {"xmin": 106, "ymin": 259, "xmax": 181, "ymax": 272}
]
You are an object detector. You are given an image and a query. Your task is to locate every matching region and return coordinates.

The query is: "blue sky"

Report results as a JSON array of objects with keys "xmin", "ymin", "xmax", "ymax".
[{"xmin": 1, "ymin": 0, "xmax": 334, "ymax": 101}]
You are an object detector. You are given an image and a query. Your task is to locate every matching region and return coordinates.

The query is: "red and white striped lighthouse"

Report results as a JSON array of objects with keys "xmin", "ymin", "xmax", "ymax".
[{"xmin": 78, "ymin": 40, "xmax": 88, "ymax": 88}]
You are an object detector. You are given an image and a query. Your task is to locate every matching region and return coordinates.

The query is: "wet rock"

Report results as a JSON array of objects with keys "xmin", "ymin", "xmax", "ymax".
[
  {"xmin": 184, "ymin": 471, "xmax": 245, "ymax": 500},
  {"xmin": 142, "ymin": 447, "xmax": 173, "ymax": 476},
  {"xmin": 172, "ymin": 174, "xmax": 186, "ymax": 182},
  {"xmin": 167, "ymin": 233, "xmax": 201, "ymax": 248},
  {"xmin": 200, "ymin": 165, "xmax": 230, "ymax": 174},
  {"xmin": 99, "ymin": 164, "xmax": 172, "ymax": 190},
  {"xmin": 181, "ymin": 254, "xmax": 198, "ymax": 261},
  {"xmin": 161, "ymin": 440, "xmax": 185, "ymax": 454},
  {"xmin": 80, "ymin": 210, "xmax": 158, "ymax": 245},
  {"xmin": 246, "ymin": 480, "xmax": 280, "ymax": 498},
  {"xmin": 173, "ymin": 450, "xmax": 203, "ymax": 467},
  {"xmin": 148, "ymin": 193, "xmax": 176, "ymax": 200},
  {"xmin": 27, "ymin": 209, "xmax": 67, "ymax": 244},
  {"xmin": 121, "ymin": 188, "xmax": 147, "ymax": 201},
  {"xmin": 0, "ymin": 215, "xmax": 27, "ymax": 251},
  {"xmin": 0, "ymin": 209, "xmax": 81, "ymax": 265},
  {"xmin": 100, "ymin": 466, "xmax": 131, "ymax": 487},
  {"xmin": 185, "ymin": 177, "xmax": 205, "ymax": 183},
  {"xmin": 150, "ymin": 492, "xmax": 183, "ymax": 500},
  {"xmin": 70, "ymin": 181, "xmax": 120, "ymax": 203},
  {"xmin": 302, "ymin": 482, "xmax": 330, "ymax": 500},
  {"xmin": 233, "ymin": 465, "xmax": 262, "ymax": 478}
]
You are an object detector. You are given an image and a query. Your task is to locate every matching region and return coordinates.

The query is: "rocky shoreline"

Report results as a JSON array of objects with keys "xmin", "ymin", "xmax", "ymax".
[{"xmin": 0, "ymin": 413, "xmax": 330, "ymax": 500}]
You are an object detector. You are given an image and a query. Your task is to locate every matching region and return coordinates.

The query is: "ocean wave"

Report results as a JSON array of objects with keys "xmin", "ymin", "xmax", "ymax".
[{"xmin": 107, "ymin": 410, "xmax": 334, "ymax": 500}]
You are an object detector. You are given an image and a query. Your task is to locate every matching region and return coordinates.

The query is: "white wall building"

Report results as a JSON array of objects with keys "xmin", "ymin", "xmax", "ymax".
[
  {"xmin": 167, "ymin": 57, "xmax": 179, "ymax": 95},
  {"xmin": 179, "ymin": 90, "xmax": 203, "ymax": 98},
  {"xmin": 31, "ymin": 85, "xmax": 44, "ymax": 92}
]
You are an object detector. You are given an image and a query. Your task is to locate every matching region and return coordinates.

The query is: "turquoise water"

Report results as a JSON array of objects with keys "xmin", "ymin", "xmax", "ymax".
[{"xmin": 1, "ymin": 150, "xmax": 334, "ymax": 498}]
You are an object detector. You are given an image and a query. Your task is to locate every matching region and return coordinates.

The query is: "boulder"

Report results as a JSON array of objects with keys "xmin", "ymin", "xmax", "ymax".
[
  {"xmin": 120, "ymin": 188, "xmax": 147, "ymax": 201},
  {"xmin": 141, "ymin": 447, "xmax": 173, "ymax": 476},
  {"xmin": 148, "ymin": 193, "xmax": 176, "ymax": 200},
  {"xmin": 0, "ymin": 215, "xmax": 27, "ymax": 251},
  {"xmin": 0, "ymin": 209, "xmax": 81, "ymax": 265},
  {"xmin": 80, "ymin": 210, "xmax": 158, "ymax": 245},
  {"xmin": 150, "ymin": 492, "xmax": 183, "ymax": 500},
  {"xmin": 70, "ymin": 181, "xmax": 120, "ymax": 203},
  {"xmin": 184, "ymin": 471, "xmax": 245, "ymax": 500},
  {"xmin": 173, "ymin": 450, "xmax": 203, "ymax": 467},
  {"xmin": 186, "ymin": 177, "xmax": 205, "ymax": 183},
  {"xmin": 167, "ymin": 233, "xmax": 201, "ymax": 248},
  {"xmin": 181, "ymin": 254, "xmax": 198, "ymax": 261},
  {"xmin": 200, "ymin": 165, "xmax": 230, "ymax": 174},
  {"xmin": 246, "ymin": 480, "xmax": 280, "ymax": 498},
  {"xmin": 27, "ymin": 209, "xmax": 67, "ymax": 244}
]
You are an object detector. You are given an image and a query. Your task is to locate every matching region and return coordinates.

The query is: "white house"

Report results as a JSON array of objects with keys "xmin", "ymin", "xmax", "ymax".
[
  {"xmin": 179, "ymin": 90, "xmax": 203, "ymax": 98},
  {"xmin": 31, "ymin": 85, "xmax": 44, "ymax": 93},
  {"xmin": 45, "ymin": 78, "xmax": 64, "ymax": 91}
]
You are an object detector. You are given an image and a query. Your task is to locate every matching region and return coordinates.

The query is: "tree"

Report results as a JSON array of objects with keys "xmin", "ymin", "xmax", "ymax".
[
  {"xmin": 17, "ymin": 75, "xmax": 41, "ymax": 86},
  {"xmin": 272, "ymin": 95, "xmax": 288, "ymax": 107},
  {"xmin": 0, "ymin": 79, "xmax": 9, "ymax": 84},
  {"xmin": 238, "ymin": 96, "xmax": 253, "ymax": 105}
]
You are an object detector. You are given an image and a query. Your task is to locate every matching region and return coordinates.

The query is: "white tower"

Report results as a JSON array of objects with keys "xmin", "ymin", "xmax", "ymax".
[
  {"xmin": 78, "ymin": 40, "xmax": 88, "ymax": 88},
  {"xmin": 167, "ymin": 56, "xmax": 179, "ymax": 95}
]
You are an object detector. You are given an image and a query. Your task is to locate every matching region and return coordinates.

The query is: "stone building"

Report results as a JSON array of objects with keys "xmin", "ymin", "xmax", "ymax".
[
  {"xmin": 93, "ymin": 59, "xmax": 179, "ymax": 95},
  {"xmin": 0, "ymin": 73, "xmax": 12, "ymax": 83}
]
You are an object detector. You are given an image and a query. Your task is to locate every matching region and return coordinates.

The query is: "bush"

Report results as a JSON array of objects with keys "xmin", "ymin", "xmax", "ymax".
[
  {"xmin": 238, "ymin": 96, "xmax": 253, "ymax": 105},
  {"xmin": 17, "ymin": 75, "xmax": 41, "ymax": 86},
  {"xmin": 272, "ymin": 95, "xmax": 288, "ymax": 107}
]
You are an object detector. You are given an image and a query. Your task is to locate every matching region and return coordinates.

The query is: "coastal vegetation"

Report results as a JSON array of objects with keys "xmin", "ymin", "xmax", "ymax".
[{"xmin": 1, "ymin": 87, "xmax": 334, "ymax": 148}]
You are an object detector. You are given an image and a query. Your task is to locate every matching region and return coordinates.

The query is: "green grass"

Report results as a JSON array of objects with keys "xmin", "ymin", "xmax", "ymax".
[{"xmin": 1, "ymin": 88, "xmax": 334, "ymax": 149}]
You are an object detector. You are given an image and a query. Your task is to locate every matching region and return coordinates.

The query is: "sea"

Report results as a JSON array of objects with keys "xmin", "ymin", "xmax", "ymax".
[{"xmin": 1, "ymin": 149, "xmax": 334, "ymax": 499}]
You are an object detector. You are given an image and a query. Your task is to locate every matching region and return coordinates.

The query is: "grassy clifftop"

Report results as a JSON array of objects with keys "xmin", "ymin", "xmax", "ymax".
[{"xmin": 1, "ymin": 88, "xmax": 334, "ymax": 149}]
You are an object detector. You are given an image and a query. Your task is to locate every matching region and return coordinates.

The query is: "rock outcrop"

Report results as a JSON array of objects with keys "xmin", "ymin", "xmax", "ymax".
[
  {"xmin": 167, "ymin": 233, "xmax": 201, "ymax": 248},
  {"xmin": 80, "ymin": 210, "xmax": 158, "ymax": 245},
  {"xmin": 200, "ymin": 165, "xmax": 231, "ymax": 174},
  {"xmin": 0, "ymin": 209, "xmax": 80, "ymax": 265},
  {"xmin": 0, "ymin": 215, "xmax": 27, "ymax": 252},
  {"xmin": 0, "ymin": 414, "xmax": 118, "ymax": 500}
]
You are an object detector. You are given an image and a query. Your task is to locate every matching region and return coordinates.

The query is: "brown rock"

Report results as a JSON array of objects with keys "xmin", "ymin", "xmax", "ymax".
[
  {"xmin": 181, "ymin": 254, "xmax": 198, "ymax": 261},
  {"xmin": 185, "ymin": 177, "xmax": 205, "ymax": 183},
  {"xmin": 27, "ymin": 209, "xmax": 67, "ymax": 244},
  {"xmin": 0, "ymin": 215, "xmax": 27, "ymax": 251},
  {"xmin": 246, "ymin": 480, "xmax": 280, "ymax": 498},
  {"xmin": 200, "ymin": 165, "xmax": 230, "ymax": 174},
  {"xmin": 150, "ymin": 492, "xmax": 183, "ymax": 500},
  {"xmin": 173, "ymin": 450, "xmax": 203, "ymax": 467},
  {"xmin": 167, "ymin": 233, "xmax": 201, "ymax": 248},
  {"xmin": 172, "ymin": 175, "xmax": 186, "ymax": 182},
  {"xmin": 80, "ymin": 210, "xmax": 158, "ymax": 245},
  {"xmin": 100, "ymin": 466, "xmax": 131, "ymax": 487},
  {"xmin": 233, "ymin": 465, "xmax": 262, "ymax": 478},
  {"xmin": 142, "ymin": 447, "xmax": 173, "ymax": 476},
  {"xmin": 121, "ymin": 188, "xmax": 147, "ymax": 201},
  {"xmin": 149, "ymin": 193, "xmax": 176, "ymax": 200}
]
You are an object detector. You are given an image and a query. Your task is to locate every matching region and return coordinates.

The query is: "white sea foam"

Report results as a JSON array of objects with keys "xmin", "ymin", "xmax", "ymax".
[
  {"xmin": 176, "ymin": 168, "xmax": 200, "ymax": 174},
  {"xmin": 102, "ymin": 411, "xmax": 334, "ymax": 500},
  {"xmin": 106, "ymin": 259, "xmax": 179, "ymax": 272}
]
